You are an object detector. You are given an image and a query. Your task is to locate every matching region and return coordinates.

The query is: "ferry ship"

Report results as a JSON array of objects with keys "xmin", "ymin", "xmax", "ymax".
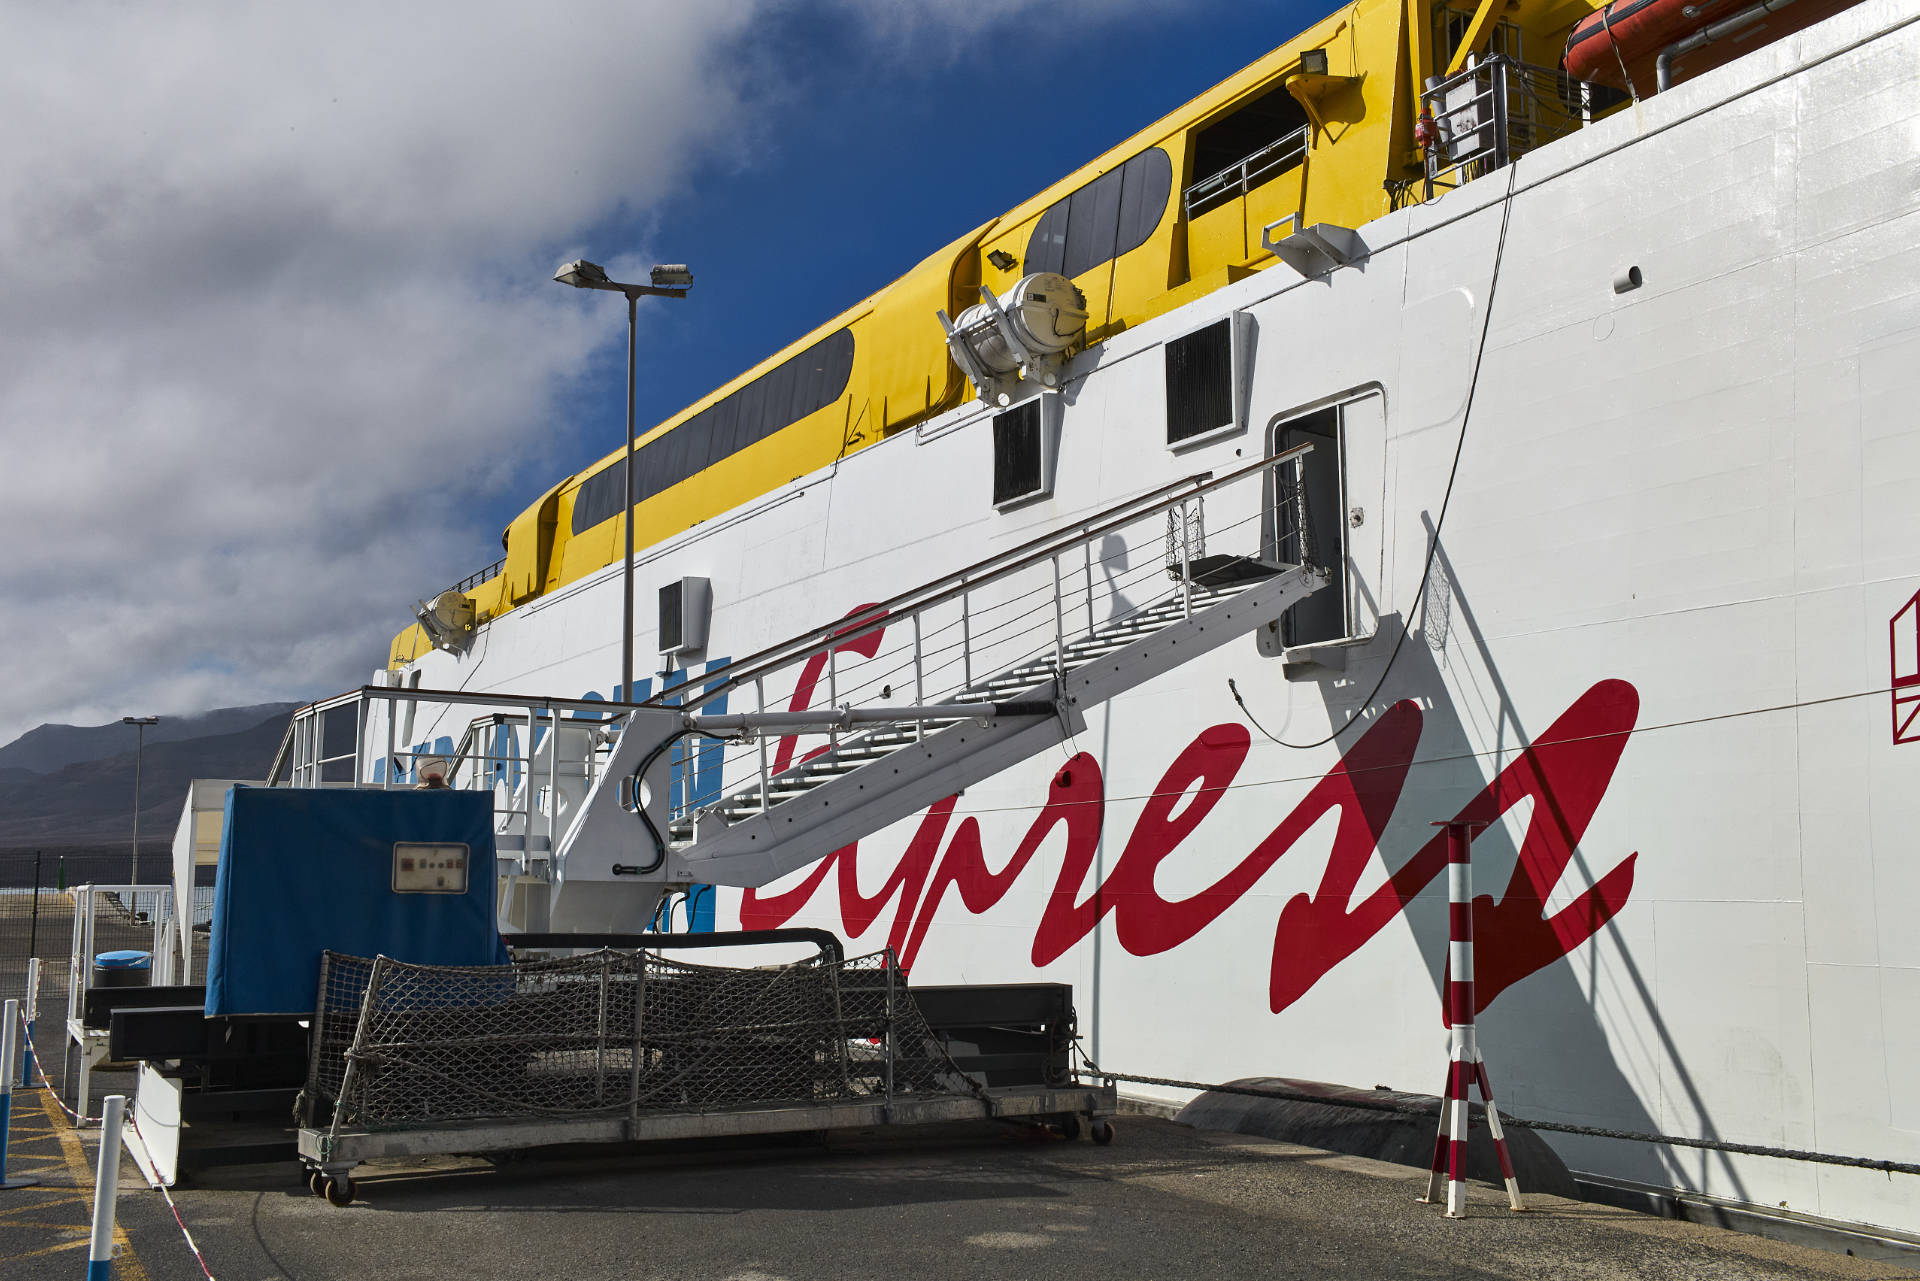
[{"xmin": 286, "ymin": 0, "xmax": 1920, "ymax": 1238}]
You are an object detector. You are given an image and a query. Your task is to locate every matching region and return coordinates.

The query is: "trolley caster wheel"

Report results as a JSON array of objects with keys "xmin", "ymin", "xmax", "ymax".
[
  {"xmin": 1090, "ymin": 1120, "xmax": 1115, "ymax": 1145},
  {"xmin": 306, "ymin": 1170, "xmax": 324, "ymax": 1197},
  {"xmin": 1055, "ymin": 1114, "xmax": 1082, "ymax": 1141},
  {"xmin": 322, "ymin": 1175, "xmax": 356, "ymax": 1207}
]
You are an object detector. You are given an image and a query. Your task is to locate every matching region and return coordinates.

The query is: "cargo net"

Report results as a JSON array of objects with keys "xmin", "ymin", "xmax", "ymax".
[{"xmin": 302, "ymin": 947, "xmax": 983, "ymax": 1132}]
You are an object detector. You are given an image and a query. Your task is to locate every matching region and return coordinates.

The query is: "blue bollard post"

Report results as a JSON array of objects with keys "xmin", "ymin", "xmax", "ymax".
[
  {"xmin": 1, "ymin": 998, "xmax": 40, "ymax": 1189},
  {"xmin": 87, "ymin": 1094, "xmax": 126, "ymax": 1280}
]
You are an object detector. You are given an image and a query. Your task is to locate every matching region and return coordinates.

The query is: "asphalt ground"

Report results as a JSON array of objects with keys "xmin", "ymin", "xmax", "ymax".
[
  {"xmin": 7, "ymin": 1099, "xmax": 1916, "ymax": 1281},
  {"xmin": 0, "ymin": 1086, "xmax": 148, "ymax": 1279}
]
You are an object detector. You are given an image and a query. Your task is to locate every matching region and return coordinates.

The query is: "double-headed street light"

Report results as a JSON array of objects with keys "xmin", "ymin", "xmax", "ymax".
[
  {"xmin": 121, "ymin": 715, "xmax": 158, "ymax": 885},
  {"xmin": 553, "ymin": 260, "xmax": 694, "ymax": 705}
]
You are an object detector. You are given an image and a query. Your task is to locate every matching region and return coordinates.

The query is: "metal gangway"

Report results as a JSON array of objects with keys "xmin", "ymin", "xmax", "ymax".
[{"xmin": 267, "ymin": 444, "xmax": 1329, "ymax": 928}]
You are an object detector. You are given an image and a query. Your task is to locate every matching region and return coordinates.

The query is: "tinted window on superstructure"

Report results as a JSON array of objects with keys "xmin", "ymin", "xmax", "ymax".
[
  {"xmin": 1026, "ymin": 148, "xmax": 1172, "ymax": 281},
  {"xmin": 1165, "ymin": 319, "xmax": 1233, "ymax": 445},
  {"xmin": 991, "ymin": 400, "xmax": 1045, "ymax": 506},
  {"xmin": 571, "ymin": 328, "xmax": 855, "ymax": 534}
]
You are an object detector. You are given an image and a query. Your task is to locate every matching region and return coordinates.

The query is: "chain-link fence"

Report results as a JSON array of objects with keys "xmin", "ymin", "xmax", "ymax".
[
  {"xmin": 304, "ymin": 947, "xmax": 983, "ymax": 1135},
  {"xmin": 0, "ymin": 851, "xmax": 216, "ymax": 1095}
]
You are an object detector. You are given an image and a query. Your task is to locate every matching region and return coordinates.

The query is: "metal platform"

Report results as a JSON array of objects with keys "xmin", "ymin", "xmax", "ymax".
[
  {"xmin": 290, "ymin": 942, "xmax": 1108, "ymax": 1203},
  {"xmin": 300, "ymin": 1082, "xmax": 1116, "ymax": 1175}
]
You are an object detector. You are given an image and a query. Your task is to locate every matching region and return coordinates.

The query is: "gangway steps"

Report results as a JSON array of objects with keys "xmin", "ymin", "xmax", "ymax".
[
  {"xmin": 672, "ymin": 560, "xmax": 1323, "ymax": 887},
  {"xmin": 690, "ymin": 580, "xmax": 1257, "ymax": 830}
]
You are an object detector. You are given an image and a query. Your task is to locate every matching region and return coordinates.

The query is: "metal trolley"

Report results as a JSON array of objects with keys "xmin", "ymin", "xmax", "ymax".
[{"xmin": 295, "ymin": 932, "xmax": 1115, "ymax": 1205}]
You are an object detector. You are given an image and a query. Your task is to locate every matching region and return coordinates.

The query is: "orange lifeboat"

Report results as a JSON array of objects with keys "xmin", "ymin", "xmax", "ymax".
[{"xmin": 1564, "ymin": 0, "xmax": 1861, "ymax": 93}]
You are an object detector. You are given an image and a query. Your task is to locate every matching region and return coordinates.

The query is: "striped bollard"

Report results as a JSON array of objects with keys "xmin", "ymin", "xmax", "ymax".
[
  {"xmin": 87, "ymin": 1094, "xmax": 127, "ymax": 1280},
  {"xmin": 1, "ymin": 998, "xmax": 39, "ymax": 1189},
  {"xmin": 1419, "ymin": 820, "xmax": 1524, "ymax": 1217}
]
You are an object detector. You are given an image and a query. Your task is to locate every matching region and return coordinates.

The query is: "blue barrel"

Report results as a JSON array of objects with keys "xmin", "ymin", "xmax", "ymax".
[{"xmin": 92, "ymin": 950, "xmax": 151, "ymax": 989}]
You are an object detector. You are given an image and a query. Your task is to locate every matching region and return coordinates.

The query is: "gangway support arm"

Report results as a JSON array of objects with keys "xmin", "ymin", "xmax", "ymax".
[{"xmin": 546, "ymin": 707, "xmax": 685, "ymax": 933}]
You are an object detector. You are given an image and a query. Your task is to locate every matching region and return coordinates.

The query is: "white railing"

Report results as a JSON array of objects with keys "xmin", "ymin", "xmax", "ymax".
[
  {"xmin": 1423, "ymin": 55, "xmax": 1621, "ymax": 194},
  {"xmin": 1184, "ymin": 127, "xmax": 1312, "ymax": 220},
  {"xmin": 661, "ymin": 444, "xmax": 1313, "ymax": 824}
]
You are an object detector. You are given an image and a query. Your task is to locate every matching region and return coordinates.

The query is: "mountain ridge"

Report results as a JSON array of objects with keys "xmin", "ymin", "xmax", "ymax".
[
  {"xmin": 0, "ymin": 707, "xmax": 296, "ymax": 850},
  {"xmin": 0, "ymin": 702, "xmax": 300, "ymax": 776}
]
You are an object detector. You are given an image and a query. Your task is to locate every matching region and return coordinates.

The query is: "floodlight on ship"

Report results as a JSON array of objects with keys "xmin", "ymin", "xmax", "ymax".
[
  {"xmin": 414, "ymin": 589, "xmax": 477, "ymax": 655},
  {"xmin": 937, "ymin": 273, "xmax": 1088, "ymax": 406}
]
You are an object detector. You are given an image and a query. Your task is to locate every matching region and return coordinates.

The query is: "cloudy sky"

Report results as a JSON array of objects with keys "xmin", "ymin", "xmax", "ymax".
[{"xmin": 0, "ymin": 0, "xmax": 1290, "ymax": 746}]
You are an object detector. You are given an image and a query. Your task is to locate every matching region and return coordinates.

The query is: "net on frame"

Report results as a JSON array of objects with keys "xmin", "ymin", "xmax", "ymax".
[{"xmin": 302, "ymin": 947, "xmax": 982, "ymax": 1133}]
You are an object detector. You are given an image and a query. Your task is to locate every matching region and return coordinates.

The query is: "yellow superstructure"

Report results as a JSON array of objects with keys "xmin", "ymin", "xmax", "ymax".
[{"xmin": 391, "ymin": 0, "xmax": 1613, "ymax": 667}]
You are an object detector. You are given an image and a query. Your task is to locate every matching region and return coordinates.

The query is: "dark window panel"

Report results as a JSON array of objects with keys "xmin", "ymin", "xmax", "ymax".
[
  {"xmin": 992, "ymin": 400, "xmax": 1045, "ymax": 505},
  {"xmin": 1165, "ymin": 319, "xmax": 1234, "ymax": 444},
  {"xmin": 1116, "ymin": 149, "xmax": 1172, "ymax": 258},
  {"xmin": 1026, "ymin": 201, "xmax": 1069, "ymax": 277},
  {"xmin": 569, "ymin": 327, "xmax": 857, "ymax": 535},
  {"xmin": 1025, "ymin": 147, "xmax": 1170, "ymax": 282},
  {"xmin": 1063, "ymin": 167, "xmax": 1124, "ymax": 281}
]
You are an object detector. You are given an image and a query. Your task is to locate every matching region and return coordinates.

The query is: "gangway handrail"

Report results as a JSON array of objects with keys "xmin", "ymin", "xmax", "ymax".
[
  {"xmin": 266, "ymin": 687, "xmax": 652, "ymax": 787},
  {"xmin": 655, "ymin": 443, "xmax": 1313, "ymax": 716}
]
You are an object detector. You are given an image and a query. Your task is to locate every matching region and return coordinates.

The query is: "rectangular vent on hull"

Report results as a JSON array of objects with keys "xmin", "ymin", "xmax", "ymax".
[
  {"xmin": 992, "ymin": 400, "xmax": 1048, "ymax": 508},
  {"xmin": 659, "ymin": 577, "xmax": 711, "ymax": 655},
  {"xmin": 1166, "ymin": 318, "xmax": 1234, "ymax": 446}
]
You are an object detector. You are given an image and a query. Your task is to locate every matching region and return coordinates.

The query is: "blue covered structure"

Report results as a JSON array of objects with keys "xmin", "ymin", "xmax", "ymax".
[{"xmin": 205, "ymin": 787, "xmax": 507, "ymax": 1016}]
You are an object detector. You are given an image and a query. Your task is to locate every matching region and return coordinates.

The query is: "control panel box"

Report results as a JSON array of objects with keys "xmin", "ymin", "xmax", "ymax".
[{"xmin": 392, "ymin": 842, "xmax": 470, "ymax": 894}]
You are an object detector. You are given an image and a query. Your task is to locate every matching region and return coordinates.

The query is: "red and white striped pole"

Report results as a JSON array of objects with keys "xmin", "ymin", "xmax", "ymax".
[{"xmin": 1420, "ymin": 819, "xmax": 1525, "ymax": 1217}]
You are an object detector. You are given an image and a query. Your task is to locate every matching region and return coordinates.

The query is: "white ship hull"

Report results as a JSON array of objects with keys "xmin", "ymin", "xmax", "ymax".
[{"xmin": 390, "ymin": 0, "xmax": 1920, "ymax": 1234}]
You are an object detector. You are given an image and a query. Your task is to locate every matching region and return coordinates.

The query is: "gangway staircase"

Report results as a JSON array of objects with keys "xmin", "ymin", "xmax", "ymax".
[{"xmin": 648, "ymin": 445, "xmax": 1327, "ymax": 891}]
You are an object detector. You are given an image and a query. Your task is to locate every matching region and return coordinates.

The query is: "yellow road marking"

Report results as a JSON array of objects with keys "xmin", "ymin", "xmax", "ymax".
[
  {"xmin": 0, "ymin": 1089, "xmax": 151, "ymax": 1281},
  {"xmin": 4, "ymin": 1236, "xmax": 97, "ymax": 1261}
]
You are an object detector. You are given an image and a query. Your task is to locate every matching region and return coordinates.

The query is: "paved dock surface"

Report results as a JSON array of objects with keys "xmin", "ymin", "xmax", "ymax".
[{"xmin": 6, "ymin": 1104, "xmax": 1914, "ymax": 1281}]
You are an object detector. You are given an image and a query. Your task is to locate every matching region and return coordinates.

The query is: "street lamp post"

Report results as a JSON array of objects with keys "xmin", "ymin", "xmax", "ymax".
[
  {"xmin": 553, "ymin": 260, "xmax": 693, "ymax": 706},
  {"xmin": 121, "ymin": 716, "xmax": 158, "ymax": 885}
]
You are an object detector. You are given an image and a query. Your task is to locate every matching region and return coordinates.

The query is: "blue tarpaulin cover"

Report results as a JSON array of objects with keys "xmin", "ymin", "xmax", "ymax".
[{"xmin": 205, "ymin": 786, "xmax": 508, "ymax": 1016}]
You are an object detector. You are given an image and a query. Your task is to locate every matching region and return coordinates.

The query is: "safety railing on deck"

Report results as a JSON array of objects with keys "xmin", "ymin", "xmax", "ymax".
[
  {"xmin": 658, "ymin": 444, "xmax": 1314, "ymax": 824},
  {"xmin": 1423, "ymin": 55, "xmax": 1627, "ymax": 194},
  {"xmin": 446, "ymin": 558, "xmax": 505, "ymax": 597},
  {"xmin": 266, "ymin": 687, "xmax": 634, "ymax": 864},
  {"xmin": 1183, "ymin": 126, "xmax": 1312, "ymax": 219}
]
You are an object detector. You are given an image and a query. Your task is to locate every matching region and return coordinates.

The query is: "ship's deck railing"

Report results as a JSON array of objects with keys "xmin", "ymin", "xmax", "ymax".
[
  {"xmin": 1184, "ymin": 126, "xmax": 1312, "ymax": 220},
  {"xmin": 1423, "ymin": 54, "xmax": 1627, "ymax": 194},
  {"xmin": 265, "ymin": 686, "xmax": 636, "ymax": 865},
  {"xmin": 443, "ymin": 557, "xmax": 505, "ymax": 598}
]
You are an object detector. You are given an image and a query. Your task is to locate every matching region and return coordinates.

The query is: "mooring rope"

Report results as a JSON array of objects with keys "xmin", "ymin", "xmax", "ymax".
[{"xmin": 1081, "ymin": 1060, "xmax": 1920, "ymax": 1177}]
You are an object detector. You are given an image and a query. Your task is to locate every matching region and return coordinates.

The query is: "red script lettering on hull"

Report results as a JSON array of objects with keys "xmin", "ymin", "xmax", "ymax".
[{"xmin": 742, "ymin": 616, "xmax": 1639, "ymax": 1018}]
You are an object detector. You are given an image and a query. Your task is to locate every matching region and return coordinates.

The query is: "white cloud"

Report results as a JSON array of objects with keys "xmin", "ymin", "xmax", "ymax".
[{"xmin": 0, "ymin": 0, "xmax": 1163, "ymax": 745}]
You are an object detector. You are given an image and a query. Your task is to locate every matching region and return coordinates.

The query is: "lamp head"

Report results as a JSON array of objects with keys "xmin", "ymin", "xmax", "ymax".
[
  {"xmin": 1298, "ymin": 47, "xmax": 1330, "ymax": 76},
  {"xmin": 650, "ymin": 264, "xmax": 694, "ymax": 288},
  {"xmin": 553, "ymin": 259, "xmax": 612, "ymax": 289}
]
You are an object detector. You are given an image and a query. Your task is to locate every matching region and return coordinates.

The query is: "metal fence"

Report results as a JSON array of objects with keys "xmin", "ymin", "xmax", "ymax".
[
  {"xmin": 1, "ymin": 851, "xmax": 215, "ymax": 1094},
  {"xmin": 0, "ymin": 857, "xmax": 72, "ymax": 1090},
  {"xmin": 304, "ymin": 947, "xmax": 982, "ymax": 1135}
]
